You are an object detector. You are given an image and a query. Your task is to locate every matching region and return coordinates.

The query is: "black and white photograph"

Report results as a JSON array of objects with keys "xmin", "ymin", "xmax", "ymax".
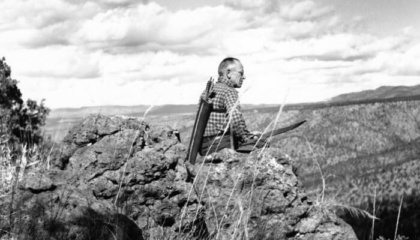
[{"xmin": 1, "ymin": 0, "xmax": 419, "ymax": 239}]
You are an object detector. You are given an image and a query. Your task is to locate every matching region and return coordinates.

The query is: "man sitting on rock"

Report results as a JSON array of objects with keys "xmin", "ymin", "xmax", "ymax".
[{"xmin": 200, "ymin": 57, "xmax": 266, "ymax": 155}]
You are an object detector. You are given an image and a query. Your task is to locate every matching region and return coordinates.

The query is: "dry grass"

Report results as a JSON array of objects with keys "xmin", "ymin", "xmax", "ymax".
[
  {"xmin": 1, "ymin": 104, "xmax": 411, "ymax": 240},
  {"xmin": 302, "ymin": 135, "xmax": 381, "ymax": 228},
  {"xmin": 0, "ymin": 132, "xmax": 392, "ymax": 240},
  {"xmin": 0, "ymin": 134, "xmax": 57, "ymax": 239},
  {"xmin": 394, "ymin": 196, "xmax": 404, "ymax": 240},
  {"xmin": 0, "ymin": 146, "xmax": 14, "ymax": 198}
]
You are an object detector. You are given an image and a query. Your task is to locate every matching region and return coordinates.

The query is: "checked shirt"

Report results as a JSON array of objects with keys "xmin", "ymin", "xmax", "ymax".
[{"xmin": 199, "ymin": 78, "xmax": 250, "ymax": 142}]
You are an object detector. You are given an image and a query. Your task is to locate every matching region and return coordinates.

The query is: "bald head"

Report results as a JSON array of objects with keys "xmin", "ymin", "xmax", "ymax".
[
  {"xmin": 218, "ymin": 57, "xmax": 240, "ymax": 76},
  {"xmin": 217, "ymin": 57, "xmax": 245, "ymax": 88}
]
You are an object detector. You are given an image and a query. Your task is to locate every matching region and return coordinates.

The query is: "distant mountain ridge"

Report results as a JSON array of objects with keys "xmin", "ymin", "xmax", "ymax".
[
  {"xmin": 49, "ymin": 104, "xmax": 278, "ymax": 119},
  {"xmin": 48, "ymin": 105, "xmax": 197, "ymax": 119},
  {"xmin": 49, "ymin": 105, "xmax": 151, "ymax": 118},
  {"xmin": 45, "ymin": 103, "xmax": 278, "ymax": 140},
  {"xmin": 49, "ymin": 84, "xmax": 420, "ymax": 119},
  {"xmin": 46, "ymin": 84, "xmax": 420, "ymax": 140},
  {"xmin": 330, "ymin": 84, "xmax": 420, "ymax": 102}
]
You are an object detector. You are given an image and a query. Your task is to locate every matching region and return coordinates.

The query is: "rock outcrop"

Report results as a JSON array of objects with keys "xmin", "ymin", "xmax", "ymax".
[
  {"xmin": 2, "ymin": 115, "xmax": 358, "ymax": 240},
  {"xmin": 193, "ymin": 149, "xmax": 357, "ymax": 240}
]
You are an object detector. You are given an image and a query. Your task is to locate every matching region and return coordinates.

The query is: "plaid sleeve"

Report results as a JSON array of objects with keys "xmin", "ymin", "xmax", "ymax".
[{"xmin": 224, "ymin": 90, "xmax": 249, "ymax": 142}]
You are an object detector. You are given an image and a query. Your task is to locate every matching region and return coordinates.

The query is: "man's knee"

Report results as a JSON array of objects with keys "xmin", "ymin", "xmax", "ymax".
[{"xmin": 200, "ymin": 134, "xmax": 232, "ymax": 155}]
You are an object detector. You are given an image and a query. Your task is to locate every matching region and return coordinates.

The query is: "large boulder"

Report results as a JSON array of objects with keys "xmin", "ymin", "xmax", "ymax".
[
  {"xmin": 2, "ymin": 115, "xmax": 358, "ymax": 240},
  {"xmin": 193, "ymin": 149, "xmax": 357, "ymax": 239}
]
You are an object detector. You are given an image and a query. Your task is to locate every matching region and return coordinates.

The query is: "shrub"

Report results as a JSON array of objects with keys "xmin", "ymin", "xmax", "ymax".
[{"xmin": 0, "ymin": 57, "xmax": 50, "ymax": 154}]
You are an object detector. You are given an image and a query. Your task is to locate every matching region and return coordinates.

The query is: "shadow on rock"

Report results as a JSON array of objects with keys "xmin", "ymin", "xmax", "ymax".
[{"xmin": 1, "ymin": 114, "xmax": 359, "ymax": 240}]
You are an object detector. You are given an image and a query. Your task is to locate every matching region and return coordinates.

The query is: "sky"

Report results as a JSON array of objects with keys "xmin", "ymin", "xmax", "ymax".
[{"xmin": 1, "ymin": 0, "xmax": 419, "ymax": 109}]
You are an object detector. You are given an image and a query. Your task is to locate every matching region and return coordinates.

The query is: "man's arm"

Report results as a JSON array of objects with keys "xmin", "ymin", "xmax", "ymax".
[{"xmin": 224, "ymin": 90, "xmax": 249, "ymax": 142}]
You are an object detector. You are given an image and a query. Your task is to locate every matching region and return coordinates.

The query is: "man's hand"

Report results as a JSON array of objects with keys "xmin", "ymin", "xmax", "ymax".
[
  {"xmin": 248, "ymin": 131, "xmax": 262, "ymax": 140},
  {"xmin": 250, "ymin": 131, "xmax": 272, "ymax": 145},
  {"xmin": 239, "ymin": 131, "xmax": 271, "ymax": 150}
]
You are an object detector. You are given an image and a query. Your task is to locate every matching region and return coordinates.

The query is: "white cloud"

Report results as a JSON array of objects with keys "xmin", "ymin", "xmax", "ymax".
[
  {"xmin": 73, "ymin": 3, "xmax": 245, "ymax": 53},
  {"xmin": 64, "ymin": 0, "xmax": 149, "ymax": 9},
  {"xmin": 373, "ymin": 43, "xmax": 420, "ymax": 76},
  {"xmin": 0, "ymin": 0, "xmax": 74, "ymax": 29},
  {"xmin": 1, "ymin": 0, "xmax": 419, "ymax": 108},
  {"xmin": 8, "ymin": 46, "xmax": 100, "ymax": 79},
  {"xmin": 224, "ymin": 0, "xmax": 334, "ymax": 21},
  {"xmin": 0, "ymin": 0, "xmax": 103, "ymax": 48},
  {"xmin": 280, "ymin": 0, "xmax": 334, "ymax": 21},
  {"xmin": 223, "ymin": 0, "xmax": 268, "ymax": 10}
]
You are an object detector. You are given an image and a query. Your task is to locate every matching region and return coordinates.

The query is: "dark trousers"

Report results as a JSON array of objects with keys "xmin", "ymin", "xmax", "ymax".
[
  {"xmin": 200, "ymin": 134, "xmax": 233, "ymax": 156},
  {"xmin": 200, "ymin": 134, "xmax": 269, "ymax": 156}
]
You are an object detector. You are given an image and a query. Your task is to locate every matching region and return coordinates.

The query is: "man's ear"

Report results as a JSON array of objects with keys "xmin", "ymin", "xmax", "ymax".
[{"xmin": 226, "ymin": 69, "xmax": 231, "ymax": 79}]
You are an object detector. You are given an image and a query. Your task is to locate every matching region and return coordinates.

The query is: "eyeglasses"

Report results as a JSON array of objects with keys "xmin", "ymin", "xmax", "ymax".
[{"xmin": 228, "ymin": 69, "xmax": 244, "ymax": 77}]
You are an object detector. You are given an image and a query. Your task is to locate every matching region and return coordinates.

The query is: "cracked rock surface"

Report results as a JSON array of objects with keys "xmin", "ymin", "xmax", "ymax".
[
  {"xmin": 193, "ymin": 149, "xmax": 357, "ymax": 240},
  {"xmin": 2, "ymin": 115, "xmax": 357, "ymax": 240}
]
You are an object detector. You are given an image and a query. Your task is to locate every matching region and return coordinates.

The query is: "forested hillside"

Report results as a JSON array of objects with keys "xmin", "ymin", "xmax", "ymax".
[
  {"xmin": 251, "ymin": 101, "xmax": 420, "ymax": 240},
  {"xmin": 330, "ymin": 84, "xmax": 420, "ymax": 102},
  {"xmin": 155, "ymin": 99, "xmax": 420, "ymax": 240},
  {"xmin": 42, "ymin": 95, "xmax": 420, "ymax": 239}
]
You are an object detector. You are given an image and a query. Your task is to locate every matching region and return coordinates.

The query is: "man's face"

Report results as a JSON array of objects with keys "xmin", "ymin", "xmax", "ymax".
[{"xmin": 227, "ymin": 61, "xmax": 245, "ymax": 88}]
